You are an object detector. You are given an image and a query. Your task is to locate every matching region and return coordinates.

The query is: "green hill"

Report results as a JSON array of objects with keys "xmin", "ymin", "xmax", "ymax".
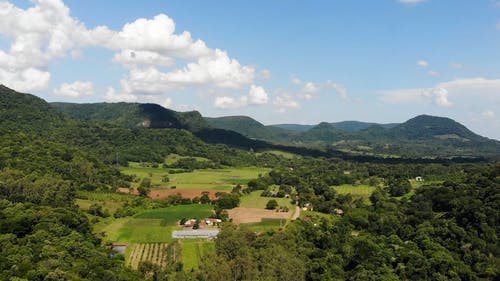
[
  {"xmin": 46, "ymin": 88, "xmax": 500, "ymax": 159},
  {"xmin": 51, "ymin": 102, "xmax": 210, "ymax": 131},
  {"xmin": 331, "ymin": 121, "xmax": 398, "ymax": 132},
  {"xmin": 205, "ymin": 116, "xmax": 296, "ymax": 141},
  {"xmin": 387, "ymin": 114, "xmax": 483, "ymax": 141}
]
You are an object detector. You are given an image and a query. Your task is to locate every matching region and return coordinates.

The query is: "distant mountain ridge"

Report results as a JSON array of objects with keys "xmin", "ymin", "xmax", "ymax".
[
  {"xmin": 50, "ymin": 99, "xmax": 500, "ymax": 158},
  {"xmin": 271, "ymin": 121, "xmax": 398, "ymax": 132}
]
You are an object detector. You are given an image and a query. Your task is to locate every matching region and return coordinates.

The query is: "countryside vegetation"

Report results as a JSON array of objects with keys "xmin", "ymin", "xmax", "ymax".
[{"xmin": 1, "ymin": 84, "xmax": 499, "ymax": 281}]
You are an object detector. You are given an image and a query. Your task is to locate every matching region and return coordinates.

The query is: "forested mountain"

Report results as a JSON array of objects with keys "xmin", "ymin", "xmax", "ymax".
[
  {"xmin": 272, "ymin": 121, "xmax": 397, "ymax": 132},
  {"xmin": 330, "ymin": 120, "xmax": 399, "ymax": 132},
  {"xmin": 53, "ymin": 100, "xmax": 500, "ymax": 158},
  {"xmin": 207, "ymin": 114, "xmax": 500, "ymax": 158},
  {"xmin": 205, "ymin": 116, "xmax": 297, "ymax": 141},
  {"xmin": 269, "ymin": 123, "xmax": 314, "ymax": 132},
  {"xmin": 52, "ymin": 102, "xmax": 210, "ymax": 131}
]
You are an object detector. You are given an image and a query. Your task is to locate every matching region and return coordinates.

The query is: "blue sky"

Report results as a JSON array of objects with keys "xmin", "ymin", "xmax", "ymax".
[{"xmin": 1, "ymin": 0, "xmax": 500, "ymax": 139}]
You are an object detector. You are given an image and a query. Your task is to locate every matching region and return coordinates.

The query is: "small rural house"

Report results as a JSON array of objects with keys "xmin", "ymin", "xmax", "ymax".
[{"xmin": 205, "ymin": 218, "xmax": 222, "ymax": 226}]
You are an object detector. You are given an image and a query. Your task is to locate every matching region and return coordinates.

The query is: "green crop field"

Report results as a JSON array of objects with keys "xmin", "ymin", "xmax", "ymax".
[
  {"xmin": 122, "ymin": 164, "xmax": 269, "ymax": 190},
  {"xmin": 180, "ymin": 239, "xmax": 215, "ymax": 270},
  {"xmin": 332, "ymin": 184, "xmax": 376, "ymax": 202},
  {"xmin": 99, "ymin": 217, "xmax": 177, "ymax": 243},
  {"xmin": 96, "ymin": 204, "xmax": 213, "ymax": 243},
  {"xmin": 240, "ymin": 190, "xmax": 294, "ymax": 209},
  {"xmin": 135, "ymin": 204, "xmax": 213, "ymax": 225}
]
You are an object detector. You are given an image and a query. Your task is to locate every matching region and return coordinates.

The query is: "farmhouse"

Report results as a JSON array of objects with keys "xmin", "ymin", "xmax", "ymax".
[
  {"xmin": 204, "ymin": 218, "xmax": 222, "ymax": 226},
  {"xmin": 172, "ymin": 229, "xmax": 220, "ymax": 239},
  {"xmin": 183, "ymin": 219, "xmax": 198, "ymax": 227}
]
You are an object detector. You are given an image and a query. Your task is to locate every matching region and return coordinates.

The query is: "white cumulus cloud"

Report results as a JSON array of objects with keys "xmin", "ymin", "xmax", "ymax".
[
  {"xmin": 274, "ymin": 92, "xmax": 300, "ymax": 113},
  {"xmin": 53, "ymin": 81, "xmax": 94, "ymax": 98},
  {"xmin": 113, "ymin": 50, "xmax": 175, "ymax": 68},
  {"xmin": 104, "ymin": 87, "xmax": 138, "ymax": 102},
  {"xmin": 249, "ymin": 85, "xmax": 269, "ymax": 105},
  {"xmin": 0, "ymin": 0, "xmax": 258, "ymax": 99},
  {"xmin": 0, "ymin": 67, "xmax": 50, "ymax": 92},
  {"xmin": 380, "ymin": 77, "xmax": 500, "ymax": 108},
  {"xmin": 214, "ymin": 96, "xmax": 248, "ymax": 109}
]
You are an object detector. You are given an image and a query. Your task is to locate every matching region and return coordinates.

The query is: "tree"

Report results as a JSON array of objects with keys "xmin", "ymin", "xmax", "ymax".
[
  {"xmin": 137, "ymin": 178, "xmax": 151, "ymax": 197},
  {"xmin": 266, "ymin": 199, "xmax": 278, "ymax": 210}
]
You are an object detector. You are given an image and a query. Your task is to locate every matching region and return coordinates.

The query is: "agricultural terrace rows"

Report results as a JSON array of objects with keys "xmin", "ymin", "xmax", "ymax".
[{"xmin": 127, "ymin": 243, "xmax": 168, "ymax": 269}]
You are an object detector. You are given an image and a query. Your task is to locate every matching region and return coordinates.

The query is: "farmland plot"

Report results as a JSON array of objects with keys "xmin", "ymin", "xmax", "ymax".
[{"xmin": 127, "ymin": 243, "xmax": 168, "ymax": 269}]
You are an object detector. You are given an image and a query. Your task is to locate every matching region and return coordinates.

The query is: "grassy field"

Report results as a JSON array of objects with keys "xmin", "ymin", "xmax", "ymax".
[
  {"xmin": 76, "ymin": 191, "xmax": 133, "ymax": 214},
  {"xmin": 255, "ymin": 150, "xmax": 299, "ymax": 159},
  {"xmin": 135, "ymin": 204, "xmax": 213, "ymax": 225},
  {"xmin": 332, "ymin": 184, "xmax": 376, "ymax": 202},
  {"xmin": 122, "ymin": 164, "xmax": 269, "ymax": 190},
  {"xmin": 164, "ymin": 154, "xmax": 210, "ymax": 165},
  {"xmin": 240, "ymin": 218, "xmax": 285, "ymax": 232},
  {"xmin": 180, "ymin": 239, "xmax": 215, "ymax": 270},
  {"xmin": 240, "ymin": 190, "xmax": 294, "ymax": 209},
  {"xmin": 96, "ymin": 204, "xmax": 213, "ymax": 243}
]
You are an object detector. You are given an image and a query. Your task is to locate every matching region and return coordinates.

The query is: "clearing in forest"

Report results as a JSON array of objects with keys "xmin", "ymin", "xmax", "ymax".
[
  {"xmin": 332, "ymin": 184, "xmax": 376, "ymax": 203},
  {"xmin": 122, "ymin": 163, "xmax": 269, "ymax": 191}
]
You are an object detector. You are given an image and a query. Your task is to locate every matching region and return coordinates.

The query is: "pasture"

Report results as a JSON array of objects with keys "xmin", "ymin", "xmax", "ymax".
[
  {"xmin": 76, "ymin": 191, "xmax": 133, "ymax": 214},
  {"xmin": 240, "ymin": 218, "xmax": 285, "ymax": 232},
  {"xmin": 332, "ymin": 184, "xmax": 376, "ymax": 203},
  {"xmin": 122, "ymin": 163, "xmax": 269, "ymax": 191},
  {"xmin": 240, "ymin": 190, "xmax": 294, "ymax": 209},
  {"xmin": 180, "ymin": 239, "xmax": 215, "ymax": 271},
  {"xmin": 255, "ymin": 149, "xmax": 299, "ymax": 159}
]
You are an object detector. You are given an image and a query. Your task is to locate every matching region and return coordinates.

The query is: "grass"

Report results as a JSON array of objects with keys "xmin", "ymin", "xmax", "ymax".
[
  {"xmin": 180, "ymin": 239, "xmax": 215, "ymax": 270},
  {"xmin": 332, "ymin": 184, "xmax": 376, "ymax": 203},
  {"xmin": 97, "ymin": 204, "xmax": 213, "ymax": 243},
  {"xmin": 240, "ymin": 218, "xmax": 284, "ymax": 232},
  {"xmin": 134, "ymin": 204, "xmax": 213, "ymax": 225},
  {"xmin": 164, "ymin": 154, "xmax": 210, "ymax": 165},
  {"xmin": 122, "ymin": 165, "xmax": 269, "ymax": 190},
  {"xmin": 300, "ymin": 210, "xmax": 333, "ymax": 219},
  {"xmin": 101, "ymin": 218, "xmax": 176, "ymax": 243},
  {"xmin": 76, "ymin": 191, "xmax": 136, "ymax": 215},
  {"xmin": 255, "ymin": 150, "xmax": 299, "ymax": 159},
  {"xmin": 240, "ymin": 190, "xmax": 294, "ymax": 209}
]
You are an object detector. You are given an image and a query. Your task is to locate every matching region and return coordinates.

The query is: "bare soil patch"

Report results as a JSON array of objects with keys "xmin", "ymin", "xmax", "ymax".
[{"xmin": 227, "ymin": 207, "xmax": 292, "ymax": 224}]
